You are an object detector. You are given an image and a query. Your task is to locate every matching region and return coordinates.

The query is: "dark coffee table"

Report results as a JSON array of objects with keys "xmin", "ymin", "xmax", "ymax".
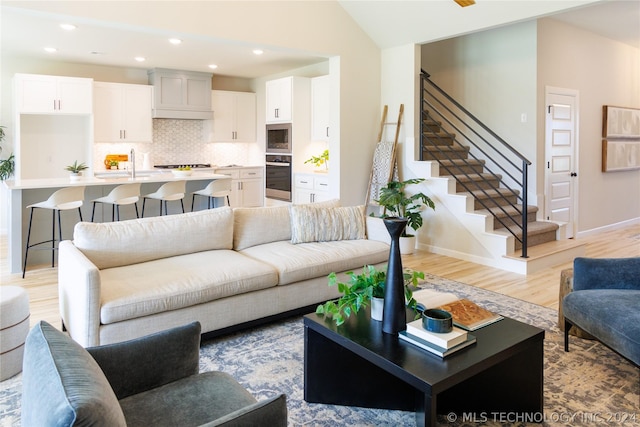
[{"xmin": 304, "ymin": 308, "xmax": 544, "ymax": 426}]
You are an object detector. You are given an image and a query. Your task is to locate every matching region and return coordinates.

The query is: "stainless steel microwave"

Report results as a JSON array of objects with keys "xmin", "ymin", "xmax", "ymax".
[{"xmin": 266, "ymin": 123, "xmax": 292, "ymax": 153}]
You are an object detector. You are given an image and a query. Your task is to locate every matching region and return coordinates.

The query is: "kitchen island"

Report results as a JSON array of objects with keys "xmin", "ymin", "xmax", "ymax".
[{"xmin": 4, "ymin": 171, "xmax": 231, "ymax": 274}]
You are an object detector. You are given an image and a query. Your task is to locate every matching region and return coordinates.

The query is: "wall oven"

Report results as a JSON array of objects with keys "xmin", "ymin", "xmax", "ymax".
[
  {"xmin": 266, "ymin": 123, "xmax": 292, "ymax": 154},
  {"xmin": 265, "ymin": 154, "xmax": 292, "ymax": 201}
]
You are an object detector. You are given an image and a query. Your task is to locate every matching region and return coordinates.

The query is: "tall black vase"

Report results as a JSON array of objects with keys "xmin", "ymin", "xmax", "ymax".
[{"xmin": 382, "ymin": 217, "xmax": 407, "ymax": 335}]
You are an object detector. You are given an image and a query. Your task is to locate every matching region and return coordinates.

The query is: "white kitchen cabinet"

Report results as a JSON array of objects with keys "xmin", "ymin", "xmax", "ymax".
[
  {"xmin": 14, "ymin": 74, "xmax": 92, "ymax": 114},
  {"xmin": 210, "ymin": 91, "xmax": 256, "ymax": 142},
  {"xmin": 93, "ymin": 82, "xmax": 152, "ymax": 143},
  {"xmin": 265, "ymin": 77, "xmax": 293, "ymax": 123},
  {"xmin": 294, "ymin": 173, "xmax": 331, "ymax": 204},
  {"xmin": 213, "ymin": 167, "xmax": 264, "ymax": 207},
  {"xmin": 311, "ymin": 75, "xmax": 330, "ymax": 141}
]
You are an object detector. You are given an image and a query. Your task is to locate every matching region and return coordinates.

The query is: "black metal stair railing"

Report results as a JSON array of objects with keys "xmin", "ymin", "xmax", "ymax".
[{"xmin": 420, "ymin": 70, "xmax": 532, "ymax": 258}]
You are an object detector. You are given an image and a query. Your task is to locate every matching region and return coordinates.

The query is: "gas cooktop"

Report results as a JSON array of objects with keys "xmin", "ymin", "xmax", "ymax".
[{"xmin": 154, "ymin": 163, "xmax": 211, "ymax": 169}]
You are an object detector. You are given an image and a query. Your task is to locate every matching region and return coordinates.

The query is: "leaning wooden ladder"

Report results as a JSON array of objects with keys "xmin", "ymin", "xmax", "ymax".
[{"xmin": 365, "ymin": 104, "xmax": 404, "ymax": 208}]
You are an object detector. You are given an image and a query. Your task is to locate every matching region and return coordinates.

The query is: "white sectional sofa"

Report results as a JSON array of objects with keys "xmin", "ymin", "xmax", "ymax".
[{"xmin": 58, "ymin": 202, "xmax": 390, "ymax": 347}]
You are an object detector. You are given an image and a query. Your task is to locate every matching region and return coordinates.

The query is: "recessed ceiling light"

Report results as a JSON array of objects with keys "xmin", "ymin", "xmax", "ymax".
[
  {"xmin": 60, "ymin": 23, "xmax": 77, "ymax": 31},
  {"xmin": 44, "ymin": 47, "xmax": 57, "ymax": 53},
  {"xmin": 208, "ymin": 64, "xmax": 218, "ymax": 69},
  {"xmin": 253, "ymin": 49, "xmax": 264, "ymax": 55},
  {"xmin": 135, "ymin": 57, "xmax": 146, "ymax": 62},
  {"xmin": 169, "ymin": 38, "xmax": 182, "ymax": 45}
]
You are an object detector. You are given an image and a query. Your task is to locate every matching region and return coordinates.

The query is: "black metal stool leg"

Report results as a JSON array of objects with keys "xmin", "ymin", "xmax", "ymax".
[
  {"xmin": 55, "ymin": 210, "xmax": 61, "ymax": 267},
  {"xmin": 191, "ymin": 194, "xmax": 196, "ymax": 212},
  {"xmin": 180, "ymin": 199, "xmax": 185, "ymax": 213},
  {"xmin": 22, "ymin": 208, "xmax": 35, "ymax": 279},
  {"xmin": 141, "ymin": 198, "xmax": 147, "ymax": 217},
  {"xmin": 91, "ymin": 202, "xmax": 97, "ymax": 222},
  {"xmin": 134, "ymin": 202, "xmax": 139, "ymax": 218}
]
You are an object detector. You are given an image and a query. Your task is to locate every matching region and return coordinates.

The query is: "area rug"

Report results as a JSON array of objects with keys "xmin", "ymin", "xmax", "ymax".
[{"xmin": 1, "ymin": 274, "xmax": 638, "ymax": 426}]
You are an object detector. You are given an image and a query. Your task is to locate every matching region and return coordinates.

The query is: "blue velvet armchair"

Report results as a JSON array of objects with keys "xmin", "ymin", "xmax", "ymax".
[
  {"xmin": 562, "ymin": 257, "xmax": 640, "ymax": 366},
  {"xmin": 22, "ymin": 321, "xmax": 287, "ymax": 426}
]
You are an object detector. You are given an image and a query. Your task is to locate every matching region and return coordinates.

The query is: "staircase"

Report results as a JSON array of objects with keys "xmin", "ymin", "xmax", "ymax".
[
  {"xmin": 421, "ymin": 110, "xmax": 559, "ymax": 251},
  {"xmin": 417, "ymin": 71, "xmax": 584, "ymax": 273}
]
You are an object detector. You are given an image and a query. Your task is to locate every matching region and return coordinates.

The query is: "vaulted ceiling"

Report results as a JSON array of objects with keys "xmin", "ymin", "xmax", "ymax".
[{"xmin": 1, "ymin": 1, "xmax": 638, "ymax": 79}]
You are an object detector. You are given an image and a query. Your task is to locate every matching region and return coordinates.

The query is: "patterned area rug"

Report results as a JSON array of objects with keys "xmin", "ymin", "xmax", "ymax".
[{"xmin": 1, "ymin": 274, "xmax": 638, "ymax": 426}]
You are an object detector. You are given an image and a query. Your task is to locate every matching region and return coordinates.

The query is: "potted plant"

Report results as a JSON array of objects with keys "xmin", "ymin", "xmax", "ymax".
[
  {"xmin": 304, "ymin": 149, "xmax": 329, "ymax": 172},
  {"xmin": 65, "ymin": 160, "xmax": 89, "ymax": 180},
  {"xmin": 316, "ymin": 264, "xmax": 424, "ymax": 325},
  {"xmin": 109, "ymin": 160, "xmax": 119, "ymax": 170},
  {"xmin": 376, "ymin": 178, "xmax": 435, "ymax": 254},
  {"xmin": 0, "ymin": 125, "xmax": 15, "ymax": 181}
]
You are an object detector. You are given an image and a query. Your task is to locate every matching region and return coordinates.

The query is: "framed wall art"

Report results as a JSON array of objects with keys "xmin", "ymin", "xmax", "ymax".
[{"xmin": 602, "ymin": 106, "xmax": 640, "ymax": 172}]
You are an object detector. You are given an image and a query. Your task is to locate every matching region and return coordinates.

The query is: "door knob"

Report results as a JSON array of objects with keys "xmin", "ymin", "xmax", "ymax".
[{"xmin": 570, "ymin": 172, "xmax": 577, "ymax": 177}]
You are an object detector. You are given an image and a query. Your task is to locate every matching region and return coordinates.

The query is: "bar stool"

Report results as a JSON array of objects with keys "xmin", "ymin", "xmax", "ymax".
[
  {"xmin": 191, "ymin": 178, "xmax": 232, "ymax": 211},
  {"xmin": 90, "ymin": 183, "xmax": 141, "ymax": 222},
  {"xmin": 22, "ymin": 186, "xmax": 85, "ymax": 278},
  {"xmin": 141, "ymin": 180, "xmax": 186, "ymax": 217}
]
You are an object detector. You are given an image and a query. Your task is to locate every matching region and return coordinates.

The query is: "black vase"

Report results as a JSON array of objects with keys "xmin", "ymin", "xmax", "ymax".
[{"xmin": 382, "ymin": 217, "xmax": 408, "ymax": 335}]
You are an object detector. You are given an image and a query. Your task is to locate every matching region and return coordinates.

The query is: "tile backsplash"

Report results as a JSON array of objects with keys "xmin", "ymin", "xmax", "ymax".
[{"xmin": 93, "ymin": 119, "xmax": 263, "ymax": 170}]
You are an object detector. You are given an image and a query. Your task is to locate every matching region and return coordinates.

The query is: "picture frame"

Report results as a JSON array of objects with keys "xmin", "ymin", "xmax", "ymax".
[{"xmin": 602, "ymin": 106, "xmax": 640, "ymax": 172}]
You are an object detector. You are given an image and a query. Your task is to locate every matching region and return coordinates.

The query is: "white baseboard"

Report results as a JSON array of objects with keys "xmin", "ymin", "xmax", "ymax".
[{"xmin": 576, "ymin": 217, "xmax": 640, "ymax": 239}]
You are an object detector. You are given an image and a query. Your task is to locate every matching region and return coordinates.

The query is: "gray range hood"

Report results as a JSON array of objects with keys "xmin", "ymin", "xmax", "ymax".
[{"xmin": 148, "ymin": 68, "xmax": 213, "ymax": 120}]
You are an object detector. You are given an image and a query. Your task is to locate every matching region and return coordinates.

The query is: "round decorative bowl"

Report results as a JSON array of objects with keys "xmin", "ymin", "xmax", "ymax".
[
  {"xmin": 422, "ymin": 308, "xmax": 453, "ymax": 333},
  {"xmin": 171, "ymin": 169, "xmax": 193, "ymax": 177}
]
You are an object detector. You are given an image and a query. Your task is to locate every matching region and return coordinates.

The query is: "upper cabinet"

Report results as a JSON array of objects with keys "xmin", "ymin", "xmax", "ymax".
[
  {"xmin": 209, "ymin": 91, "xmax": 256, "ymax": 142},
  {"xmin": 311, "ymin": 75, "xmax": 330, "ymax": 141},
  {"xmin": 265, "ymin": 77, "xmax": 293, "ymax": 123},
  {"xmin": 147, "ymin": 68, "xmax": 213, "ymax": 119},
  {"xmin": 14, "ymin": 74, "xmax": 92, "ymax": 114},
  {"xmin": 93, "ymin": 82, "xmax": 153, "ymax": 143}
]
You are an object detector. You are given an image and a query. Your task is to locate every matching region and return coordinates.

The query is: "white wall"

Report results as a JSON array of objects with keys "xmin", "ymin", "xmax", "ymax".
[
  {"xmin": 537, "ymin": 18, "xmax": 640, "ymax": 234},
  {"xmin": 421, "ymin": 21, "xmax": 538, "ymax": 204}
]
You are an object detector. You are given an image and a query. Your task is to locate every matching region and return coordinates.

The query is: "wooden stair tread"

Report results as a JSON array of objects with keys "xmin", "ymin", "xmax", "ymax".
[
  {"xmin": 495, "ymin": 220, "xmax": 559, "ymax": 238},
  {"xmin": 504, "ymin": 238, "xmax": 586, "ymax": 261},
  {"xmin": 477, "ymin": 204, "xmax": 538, "ymax": 219}
]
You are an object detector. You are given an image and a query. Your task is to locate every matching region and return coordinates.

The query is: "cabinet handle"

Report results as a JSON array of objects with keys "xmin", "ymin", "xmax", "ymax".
[
  {"xmin": 123, "ymin": 130, "xmax": 126, "ymax": 139},
  {"xmin": 326, "ymin": 127, "xmax": 329, "ymax": 137},
  {"xmin": 275, "ymin": 108, "xmax": 279, "ymax": 118},
  {"xmin": 300, "ymin": 180, "xmax": 309, "ymax": 184},
  {"xmin": 319, "ymin": 183, "xmax": 328, "ymax": 187}
]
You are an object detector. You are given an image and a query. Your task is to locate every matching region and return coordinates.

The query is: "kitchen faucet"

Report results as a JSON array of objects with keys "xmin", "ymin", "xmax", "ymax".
[{"xmin": 130, "ymin": 148, "xmax": 136, "ymax": 179}]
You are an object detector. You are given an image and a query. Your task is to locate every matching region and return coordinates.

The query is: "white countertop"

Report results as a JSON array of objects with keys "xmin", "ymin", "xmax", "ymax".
[{"xmin": 4, "ymin": 171, "xmax": 231, "ymax": 190}]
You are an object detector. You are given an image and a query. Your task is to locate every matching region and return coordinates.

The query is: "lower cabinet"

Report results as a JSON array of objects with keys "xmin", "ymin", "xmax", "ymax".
[
  {"xmin": 214, "ymin": 167, "xmax": 264, "ymax": 207},
  {"xmin": 294, "ymin": 173, "xmax": 331, "ymax": 204}
]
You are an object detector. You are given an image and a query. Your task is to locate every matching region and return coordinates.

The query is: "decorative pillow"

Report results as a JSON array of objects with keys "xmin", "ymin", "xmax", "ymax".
[
  {"xmin": 290, "ymin": 204, "xmax": 366, "ymax": 244},
  {"xmin": 21, "ymin": 321, "xmax": 127, "ymax": 427}
]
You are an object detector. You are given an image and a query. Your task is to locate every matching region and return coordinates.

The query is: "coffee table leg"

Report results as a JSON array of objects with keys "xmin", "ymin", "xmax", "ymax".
[{"xmin": 415, "ymin": 393, "xmax": 437, "ymax": 427}]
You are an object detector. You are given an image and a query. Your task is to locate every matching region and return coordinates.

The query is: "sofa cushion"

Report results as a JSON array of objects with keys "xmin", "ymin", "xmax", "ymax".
[
  {"xmin": 240, "ymin": 239, "xmax": 390, "ymax": 285},
  {"xmin": 233, "ymin": 199, "xmax": 341, "ymax": 250},
  {"xmin": 99, "ymin": 250, "xmax": 279, "ymax": 324},
  {"xmin": 290, "ymin": 204, "xmax": 366, "ymax": 244},
  {"xmin": 563, "ymin": 289, "xmax": 640, "ymax": 365},
  {"xmin": 73, "ymin": 208, "xmax": 234, "ymax": 269},
  {"xmin": 233, "ymin": 205, "xmax": 292, "ymax": 251},
  {"xmin": 22, "ymin": 321, "xmax": 126, "ymax": 427}
]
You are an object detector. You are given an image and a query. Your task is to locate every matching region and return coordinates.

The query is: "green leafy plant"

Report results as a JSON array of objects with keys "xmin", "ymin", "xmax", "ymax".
[
  {"xmin": 65, "ymin": 160, "xmax": 89, "ymax": 174},
  {"xmin": 376, "ymin": 178, "xmax": 436, "ymax": 237},
  {"xmin": 316, "ymin": 265, "xmax": 424, "ymax": 325},
  {"xmin": 304, "ymin": 149, "xmax": 329, "ymax": 169},
  {"xmin": 0, "ymin": 126, "xmax": 14, "ymax": 181}
]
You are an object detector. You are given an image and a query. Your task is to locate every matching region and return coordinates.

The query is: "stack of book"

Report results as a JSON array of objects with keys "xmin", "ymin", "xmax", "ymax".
[{"xmin": 399, "ymin": 318, "xmax": 477, "ymax": 357}]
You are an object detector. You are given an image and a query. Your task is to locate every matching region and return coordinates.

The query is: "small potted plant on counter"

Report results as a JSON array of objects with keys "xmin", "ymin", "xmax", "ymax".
[
  {"xmin": 316, "ymin": 265, "xmax": 423, "ymax": 325},
  {"xmin": 376, "ymin": 178, "xmax": 436, "ymax": 255},
  {"xmin": 65, "ymin": 160, "xmax": 89, "ymax": 180},
  {"xmin": 304, "ymin": 149, "xmax": 329, "ymax": 172}
]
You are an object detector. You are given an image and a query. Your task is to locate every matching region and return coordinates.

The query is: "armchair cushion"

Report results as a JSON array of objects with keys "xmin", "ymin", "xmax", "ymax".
[
  {"xmin": 573, "ymin": 257, "xmax": 640, "ymax": 291},
  {"xmin": 563, "ymin": 289, "xmax": 640, "ymax": 365},
  {"xmin": 21, "ymin": 321, "xmax": 126, "ymax": 427}
]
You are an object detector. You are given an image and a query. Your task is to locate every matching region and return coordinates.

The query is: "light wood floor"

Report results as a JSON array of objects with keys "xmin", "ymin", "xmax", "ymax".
[{"xmin": 1, "ymin": 224, "xmax": 639, "ymax": 330}]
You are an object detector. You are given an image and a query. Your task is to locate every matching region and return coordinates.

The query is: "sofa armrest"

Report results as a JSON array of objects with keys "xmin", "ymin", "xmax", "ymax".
[
  {"xmin": 204, "ymin": 394, "xmax": 287, "ymax": 427},
  {"xmin": 88, "ymin": 322, "xmax": 201, "ymax": 400},
  {"xmin": 58, "ymin": 240, "xmax": 103, "ymax": 347},
  {"xmin": 366, "ymin": 216, "xmax": 391, "ymax": 244},
  {"xmin": 573, "ymin": 257, "xmax": 640, "ymax": 292}
]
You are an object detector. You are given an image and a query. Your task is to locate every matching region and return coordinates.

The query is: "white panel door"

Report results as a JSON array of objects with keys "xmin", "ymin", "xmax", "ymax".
[{"xmin": 545, "ymin": 87, "xmax": 578, "ymax": 238}]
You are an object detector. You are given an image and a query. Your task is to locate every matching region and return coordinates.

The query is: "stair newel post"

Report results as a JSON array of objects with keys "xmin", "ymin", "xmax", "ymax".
[
  {"xmin": 382, "ymin": 217, "xmax": 408, "ymax": 335},
  {"xmin": 521, "ymin": 160, "xmax": 529, "ymax": 258}
]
